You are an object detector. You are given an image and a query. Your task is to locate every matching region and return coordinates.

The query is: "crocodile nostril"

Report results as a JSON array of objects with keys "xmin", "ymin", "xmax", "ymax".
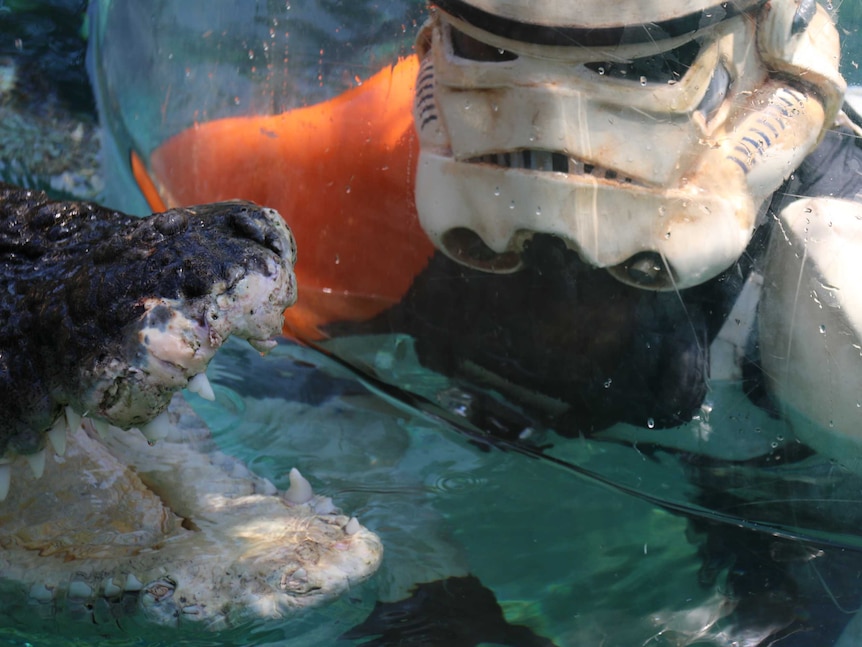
[
  {"xmin": 143, "ymin": 577, "xmax": 176, "ymax": 603},
  {"xmin": 230, "ymin": 208, "xmax": 288, "ymax": 257},
  {"xmin": 152, "ymin": 210, "xmax": 190, "ymax": 236}
]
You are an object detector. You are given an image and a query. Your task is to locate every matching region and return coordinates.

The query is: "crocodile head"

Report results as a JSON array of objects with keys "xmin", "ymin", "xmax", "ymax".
[
  {"xmin": 0, "ymin": 183, "xmax": 297, "ymax": 488},
  {"xmin": 0, "ymin": 185, "xmax": 383, "ymax": 629}
]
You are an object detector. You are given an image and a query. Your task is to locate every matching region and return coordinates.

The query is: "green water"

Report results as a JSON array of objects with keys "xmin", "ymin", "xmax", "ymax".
[{"xmin": 3, "ymin": 1, "xmax": 862, "ymax": 645}]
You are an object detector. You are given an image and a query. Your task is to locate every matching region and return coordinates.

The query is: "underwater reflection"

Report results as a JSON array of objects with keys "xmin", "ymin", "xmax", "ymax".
[{"xmin": 178, "ymin": 339, "xmax": 862, "ymax": 646}]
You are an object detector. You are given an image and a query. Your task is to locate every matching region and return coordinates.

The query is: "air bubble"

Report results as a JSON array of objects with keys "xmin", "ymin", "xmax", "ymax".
[
  {"xmin": 603, "ymin": 378, "xmax": 612, "ymax": 388},
  {"xmin": 597, "ymin": 67, "xmax": 605, "ymax": 75},
  {"xmin": 819, "ymin": 324, "xmax": 826, "ymax": 334},
  {"xmin": 493, "ymin": 187, "xmax": 501, "ymax": 197},
  {"xmin": 646, "ymin": 417, "xmax": 655, "ymax": 429},
  {"xmin": 639, "ymin": 76, "xmax": 647, "ymax": 86}
]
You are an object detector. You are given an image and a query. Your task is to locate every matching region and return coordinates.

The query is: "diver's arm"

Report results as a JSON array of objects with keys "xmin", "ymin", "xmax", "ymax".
[{"xmin": 758, "ymin": 195, "xmax": 862, "ymax": 469}]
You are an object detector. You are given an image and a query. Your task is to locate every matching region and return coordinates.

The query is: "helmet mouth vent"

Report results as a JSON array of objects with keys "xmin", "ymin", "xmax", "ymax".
[{"xmin": 465, "ymin": 150, "xmax": 644, "ymax": 186}]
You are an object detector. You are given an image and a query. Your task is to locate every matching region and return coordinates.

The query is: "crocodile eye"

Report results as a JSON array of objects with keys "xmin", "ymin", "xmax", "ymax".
[{"xmin": 448, "ymin": 24, "xmax": 517, "ymax": 62}]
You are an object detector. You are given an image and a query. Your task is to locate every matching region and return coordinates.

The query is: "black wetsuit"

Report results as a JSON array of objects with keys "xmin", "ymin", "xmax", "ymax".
[{"xmin": 335, "ymin": 123, "xmax": 862, "ymax": 441}]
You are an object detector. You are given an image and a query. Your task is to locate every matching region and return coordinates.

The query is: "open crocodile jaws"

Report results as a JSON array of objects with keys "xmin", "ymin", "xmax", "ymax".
[
  {"xmin": 0, "ymin": 184, "xmax": 383, "ymax": 627},
  {"xmin": 0, "ymin": 396, "xmax": 383, "ymax": 629},
  {"xmin": 0, "ymin": 183, "xmax": 297, "ymax": 494}
]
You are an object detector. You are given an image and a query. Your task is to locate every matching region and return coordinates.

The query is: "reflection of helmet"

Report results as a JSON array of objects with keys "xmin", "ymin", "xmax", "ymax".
[{"xmin": 413, "ymin": 0, "xmax": 845, "ymax": 289}]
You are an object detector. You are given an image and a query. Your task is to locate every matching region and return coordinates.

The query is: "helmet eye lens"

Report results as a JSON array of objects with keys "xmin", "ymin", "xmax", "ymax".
[
  {"xmin": 584, "ymin": 38, "xmax": 701, "ymax": 84},
  {"xmin": 449, "ymin": 25, "xmax": 517, "ymax": 62}
]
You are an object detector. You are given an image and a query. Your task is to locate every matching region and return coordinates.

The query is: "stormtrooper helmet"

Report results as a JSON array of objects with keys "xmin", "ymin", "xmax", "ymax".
[{"xmin": 413, "ymin": 0, "xmax": 845, "ymax": 289}]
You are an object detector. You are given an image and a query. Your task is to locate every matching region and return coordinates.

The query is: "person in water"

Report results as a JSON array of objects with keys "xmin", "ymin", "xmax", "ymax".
[
  {"xmin": 129, "ymin": 0, "xmax": 861, "ymax": 453},
  {"xmin": 114, "ymin": 1, "xmax": 862, "ymax": 643}
]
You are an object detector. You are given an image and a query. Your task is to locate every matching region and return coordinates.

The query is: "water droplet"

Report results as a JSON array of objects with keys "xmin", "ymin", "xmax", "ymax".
[{"xmin": 646, "ymin": 417, "xmax": 655, "ymax": 429}]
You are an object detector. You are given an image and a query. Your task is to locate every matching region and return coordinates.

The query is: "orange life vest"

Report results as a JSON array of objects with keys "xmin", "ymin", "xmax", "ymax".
[{"xmin": 132, "ymin": 56, "xmax": 434, "ymax": 342}]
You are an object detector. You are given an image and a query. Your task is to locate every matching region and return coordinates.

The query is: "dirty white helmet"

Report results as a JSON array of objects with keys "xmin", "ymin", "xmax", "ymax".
[{"xmin": 413, "ymin": 0, "xmax": 845, "ymax": 289}]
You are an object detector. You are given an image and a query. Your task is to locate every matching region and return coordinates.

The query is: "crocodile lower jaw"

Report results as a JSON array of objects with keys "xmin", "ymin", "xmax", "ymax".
[{"xmin": 0, "ymin": 396, "xmax": 383, "ymax": 628}]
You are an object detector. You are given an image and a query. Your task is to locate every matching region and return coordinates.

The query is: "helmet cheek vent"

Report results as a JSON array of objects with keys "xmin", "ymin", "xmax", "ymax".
[
  {"xmin": 441, "ymin": 227, "xmax": 523, "ymax": 272},
  {"xmin": 609, "ymin": 252, "xmax": 676, "ymax": 290}
]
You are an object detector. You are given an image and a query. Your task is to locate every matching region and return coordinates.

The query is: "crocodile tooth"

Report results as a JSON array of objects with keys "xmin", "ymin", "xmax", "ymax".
[
  {"xmin": 248, "ymin": 338, "xmax": 278, "ymax": 354},
  {"xmin": 68, "ymin": 581, "xmax": 92, "ymax": 599},
  {"xmin": 284, "ymin": 467, "xmax": 314, "ymax": 504},
  {"xmin": 103, "ymin": 577, "xmax": 122, "ymax": 597},
  {"xmin": 47, "ymin": 416, "xmax": 68, "ymax": 456},
  {"xmin": 92, "ymin": 418, "xmax": 110, "ymax": 439},
  {"xmin": 345, "ymin": 517, "xmax": 361, "ymax": 535},
  {"xmin": 187, "ymin": 372, "xmax": 216, "ymax": 401},
  {"xmin": 313, "ymin": 496, "xmax": 338, "ymax": 515},
  {"xmin": 25, "ymin": 449, "xmax": 46, "ymax": 478},
  {"xmin": 139, "ymin": 411, "xmax": 171, "ymax": 444},
  {"xmin": 0, "ymin": 463, "xmax": 10, "ymax": 501},
  {"xmin": 65, "ymin": 406, "xmax": 82, "ymax": 433},
  {"xmin": 29, "ymin": 584, "xmax": 54, "ymax": 601},
  {"xmin": 124, "ymin": 574, "xmax": 143, "ymax": 592}
]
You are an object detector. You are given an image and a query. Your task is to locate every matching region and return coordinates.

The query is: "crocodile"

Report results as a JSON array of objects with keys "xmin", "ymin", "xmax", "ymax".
[{"xmin": 0, "ymin": 184, "xmax": 383, "ymax": 628}]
